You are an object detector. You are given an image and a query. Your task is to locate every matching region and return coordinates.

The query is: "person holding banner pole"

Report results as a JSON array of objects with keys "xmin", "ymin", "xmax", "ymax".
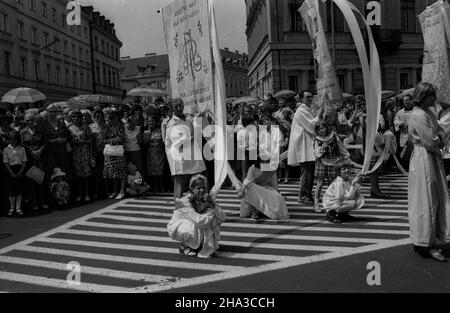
[
  {"xmin": 165, "ymin": 98, "xmax": 206, "ymax": 200},
  {"xmin": 408, "ymin": 82, "xmax": 450, "ymax": 262},
  {"xmin": 288, "ymin": 91, "xmax": 324, "ymax": 205}
]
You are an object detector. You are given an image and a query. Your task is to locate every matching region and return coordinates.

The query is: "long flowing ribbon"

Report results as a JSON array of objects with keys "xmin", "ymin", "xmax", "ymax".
[
  {"xmin": 208, "ymin": 0, "xmax": 228, "ymax": 197},
  {"xmin": 329, "ymin": 0, "xmax": 381, "ymax": 175}
]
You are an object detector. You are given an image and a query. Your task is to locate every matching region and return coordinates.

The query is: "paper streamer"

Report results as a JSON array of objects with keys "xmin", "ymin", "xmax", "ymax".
[{"xmin": 208, "ymin": 0, "xmax": 228, "ymax": 197}]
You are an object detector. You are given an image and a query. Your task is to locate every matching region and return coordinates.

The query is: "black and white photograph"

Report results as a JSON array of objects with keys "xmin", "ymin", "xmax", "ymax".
[{"xmin": 0, "ymin": 0, "xmax": 450, "ymax": 301}]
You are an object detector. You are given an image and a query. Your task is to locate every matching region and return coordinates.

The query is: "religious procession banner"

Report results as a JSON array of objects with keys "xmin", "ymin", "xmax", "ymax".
[
  {"xmin": 162, "ymin": 0, "xmax": 214, "ymax": 116},
  {"xmin": 419, "ymin": 0, "xmax": 450, "ymax": 106},
  {"xmin": 299, "ymin": 0, "xmax": 343, "ymax": 108}
]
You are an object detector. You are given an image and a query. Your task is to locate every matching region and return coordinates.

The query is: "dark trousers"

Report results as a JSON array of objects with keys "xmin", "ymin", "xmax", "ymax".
[{"xmin": 299, "ymin": 161, "xmax": 315, "ymax": 200}]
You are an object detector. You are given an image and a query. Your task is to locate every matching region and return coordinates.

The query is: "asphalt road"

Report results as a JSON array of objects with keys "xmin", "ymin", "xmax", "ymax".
[{"xmin": 0, "ymin": 173, "xmax": 449, "ymax": 293}]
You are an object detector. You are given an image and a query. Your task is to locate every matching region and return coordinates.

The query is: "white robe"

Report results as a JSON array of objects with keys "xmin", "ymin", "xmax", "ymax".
[
  {"xmin": 288, "ymin": 103, "xmax": 319, "ymax": 166},
  {"xmin": 408, "ymin": 107, "xmax": 450, "ymax": 247},
  {"xmin": 164, "ymin": 115, "xmax": 206, "ymax": 176}
]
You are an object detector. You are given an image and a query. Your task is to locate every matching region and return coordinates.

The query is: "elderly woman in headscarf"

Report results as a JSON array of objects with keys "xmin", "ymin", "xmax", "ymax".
[
  {"xmin": 408, "ymin": 82, "xmax": 450, "ymax": 262},
  {"xmin": 68, "ymin": 109, "xmax": 93, "ymax": 202},
  {"xmin": 40, "ymin": 103, "xmax": 72, "ymax": 182},
  {"xmin": 167, "ymin": 174, "xmax": 226, "ymax": 258}
]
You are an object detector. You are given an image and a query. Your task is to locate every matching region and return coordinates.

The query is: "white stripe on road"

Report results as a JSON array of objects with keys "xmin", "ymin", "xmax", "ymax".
[
  {"xmin": 132, "ymin": 238, "xmax": 413, "ymax": 293},
  {"xmin": 100, "ymin": 211, "xmax": 410, "ymax": 228},
  {"xmin": 77, "ymin": 221, "xmax": 393, "ymax": 244},
  {"xmin": 0, "ymin": 271, "xmax": 131, "ymax": 293},
  {"xmin": 33, "ymin": 237, "xmax": 300, "ymax": 262},
  {"xmin": 93, "ymin": 215, "xmax": 410, "ymax": 235},
  {"xmin": 52, "ymin": 228, "xmax": 353, "ymax": 253},
  {"xmin": 0, "ymin": 256, "xmax": 177, "ymax": 284},
  {"xmin": 14, "ymin": 245, "xmax": 244, "ymax": 272}
]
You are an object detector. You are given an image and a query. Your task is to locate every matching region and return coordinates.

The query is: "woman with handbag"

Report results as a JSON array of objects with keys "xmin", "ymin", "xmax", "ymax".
[
  {"xmin": 68, "ymin": 109, "xmax": 93, "ymax": 203},
  {"xmin": 90, "ymin": 108, "xmax": 107, "ymax": 199},
  {"xmin": 21, "ymin": 112, "xmax": 48, "ymax": 211},
  {"xmin": 40, "ymin": 104, "xmax": 72, "ymax": 183},
  {"xmin": 102, "ymin": 110, "xmax": 127, "ymax": 200}
]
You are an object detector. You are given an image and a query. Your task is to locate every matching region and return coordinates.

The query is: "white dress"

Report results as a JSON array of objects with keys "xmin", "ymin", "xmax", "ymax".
[
  {"xmin": 240, "ymin": 165, "xmax": 289, "ymax": 220},
  {"xmin": 167, "ymin": 194, "xmax": 226, "ymax": 258}
]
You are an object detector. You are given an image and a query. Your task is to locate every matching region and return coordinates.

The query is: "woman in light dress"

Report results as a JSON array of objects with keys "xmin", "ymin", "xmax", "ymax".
[{"xmin": 408, "ymin": 82, "xmax": 450, "ymax": 262}]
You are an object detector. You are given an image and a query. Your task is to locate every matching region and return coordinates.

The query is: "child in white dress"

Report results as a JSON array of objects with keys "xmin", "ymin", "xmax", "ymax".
[
  {"xmin": 167, "ymin": 175, "xmax": 226, "ymax": 258},
  {"xmin": 322, "ymin": 162, "xmax": 365, "ymax": 224}
]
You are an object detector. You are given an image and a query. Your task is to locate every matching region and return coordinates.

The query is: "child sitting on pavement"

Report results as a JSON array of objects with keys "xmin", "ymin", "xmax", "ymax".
[
  {"xmin": 50, "ymin": 168, "xmax": 70, "ymax": 206},
  {"xmin": 322, "ymin": 162, "xmax": 365, "ymax": 224},
  {"xmin": 126, "ymin": 162, "xmax": 150, "ymax": 197}
]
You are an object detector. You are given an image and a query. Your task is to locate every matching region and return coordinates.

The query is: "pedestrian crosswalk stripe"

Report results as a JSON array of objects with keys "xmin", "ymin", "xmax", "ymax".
[
  {"xmin": 77, "ymin": 221, "xmax": 393, "ymax": 244},
  {"xmin": 0, "ymin": 271, "xmax": 131, "ymax": 293},
  {"xmin": 109, "ymin": 207, "xmax": 409, "ymax": 223},
  {"xmin": 46, "ymin": 228, "xmax": 355, "ymax": 253},
  {"xmin": 0, "ymin": 256, "xmax": 178, "ymax": 284},
  {"xmin": 89, "ymin": 215, "xmax": 410, "ymax": 235},
  {"xmin": 103, "ymin": 210, "xmax": 409, "ymax": 228},
  {"xmin": 14, "ymin": 246, "xmax": 246, "ymax": 272},
  {"xmin": 0, "ymin": 173, "xmax": 415, "ymax": 292}
]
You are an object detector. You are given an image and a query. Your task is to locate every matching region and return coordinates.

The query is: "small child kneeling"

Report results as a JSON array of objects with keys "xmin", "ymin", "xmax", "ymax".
[
  {"xmin": 322, "ymin": 162, "xmax": 365, "ymax": 224},
  {"xmin": 126, "ymin": 162, "xmax": 150, "ymax": 197},
  {"xmin": 50, "ymin": 168, "xmax": 70, "ymax": 206}
]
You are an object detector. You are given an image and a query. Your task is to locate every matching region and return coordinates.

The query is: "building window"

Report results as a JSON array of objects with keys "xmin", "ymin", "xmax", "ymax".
[
  {"xmin": 31, "ymin": 27, "xmax": 37, "ymax": 44},
  {"xmin": 400, "ymin": 73, "xmax": 409, "ymax": 90},
  {"xmin": 56, "ymin": 66, "xmax": 60, "ymax": 83},
  {"xmin": 51, "ymin": 8, "xmax": 56, "ymax": 23},
  {"xmin": 94, "ymin": 36, "xmax": 98, "ymax": 50},
  {"xmin": 20, "ymin": 57, "xmax": 27, "ymax": 78},
  {"xmin": 401, "ymin": 0, "xmax": 416, "ymax": 33},
  {"xmin": 338, "ymin": 74, "xmax": 346, "ymax": 92},
  {"xmin": 30, "ymin": 0, "xmax": 36, "ymax": 11},
  {"xmin": 288, "ymin": 76, "xmax": 298, "ymax": 93},
  {"xmin": 61, "ymin": 14, "xmax": 66, "ymax": 28},
  {"xmin": 18, "ymin": 21, "xmax": 25, "ymax": 40},
  {"xmin": 43, "ymin": 31, "xmax": 49, "ymax": 48},
  {"xmin": 33, "ymin": 60, "xmax": 39, "ymax": 80},
  {"xmin": 95, "ymin": 61, "xmax": 100, "ymax": 83},
  {"xmin": 83, "ymin": 27, "xmax": 88, "ymax": 39},
  {"xmin": 72, "ymin": 44, "xmax": 76, "ymax": 58},
  {"xmin": 0, "ymin": 12, "xmax": 9, "ymax": 33},
  {"xmin": 327, "ymin": 1, "xmax": 345, "ymax": 32},
  {"xmin": 4, "ymin": 51, "xmax": 11, "ymax": 75},
  {"xmin": 85, "ymin": 49, "xmax": 89, "ymax": 61},
  {"xmin": 79, "ymin": 47, "xmax": 82, "ymax": 60},
  {"xmin": 101, "ymin": 40, "xmax": 105, "ymax": 53},
  {"xmin": 41, "ymin": 2, "xmax": 47, "ymax": 17},
  {"xmin": 63, "ymin": 40, "xmax": 68, "ymax": 56},
  {"xmin": 80, "ymin": 72, "xmax": 84, "ymax": 88},
  {"xmin": 65, "ymin": 69, "xmax": 70, "ymax": 86},
  {"xmin": 102, "ymin": 64, "xmax": 107, "ymax": 85},
  {"xmin": 73, "ymin": 70, "xmax": 77, "ymax": 87},
  {"xmin": 106, "ymin": 43, "xmax": 110, "ymax": 56},
  {"xmin": 53, "ymin": 36, "xmax": 59, "ymax": 52},
  {"xmin": 45, "ymin": 63, "xmax": 51, "ymax": 82},
  {"xmin": 289, "ymin": 0, "xmax": 306, "ymax": 32}
]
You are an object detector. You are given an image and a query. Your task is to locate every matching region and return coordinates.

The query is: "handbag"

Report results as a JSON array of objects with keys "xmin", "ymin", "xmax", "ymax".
[
  {"xmin": 26, "ymin": 165, "xmax": 45, "ymax": 185},
  {"xmin": 103, "ymin": 144, "xmax": 124, "ymax": 157}
]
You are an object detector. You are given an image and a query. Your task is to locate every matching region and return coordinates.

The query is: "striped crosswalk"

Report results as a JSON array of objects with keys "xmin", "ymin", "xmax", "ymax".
[{"xmin": 0, "ymin": 173, "xmax": 412, "ymax": 293}]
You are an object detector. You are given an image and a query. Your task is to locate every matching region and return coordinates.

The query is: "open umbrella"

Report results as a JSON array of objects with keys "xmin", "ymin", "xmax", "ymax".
[
  {"xmin": 67, "ymin": 95, "xmax": 122, "ymax": 109},
  {"xmin": 274, "ymin": 90, "xmax": 296, "ymax": 99},
  {"xmin": 1, "ymin": 87, "xmax": 46, "ymax": 104},
  {"xmin": 49, "ymin": 101, "xmax": 69, "ymax": 110},
  {"xmin": 127, "ymin": 87, "xmax": 167, "ymax": 97},
  {"xmin": 381, "ymin": 90, "xmax": 397, "ymax": 100},
  {"xmin": 232, "ymin": 96, "xmax": 260, "ymax": 107},
  {"xmin": 342, "ymin": 93, "xmax": 354, "ymax": 100}
]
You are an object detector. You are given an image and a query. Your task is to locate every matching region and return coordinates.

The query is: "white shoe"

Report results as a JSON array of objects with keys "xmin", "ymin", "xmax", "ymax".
[
  {"xmin": 314, "ymin": 200, "xmax": 322, "ymax": 213},
  {"xmin": 115, "ymin": 193, "xmax": 125, "ymax": 200}
]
